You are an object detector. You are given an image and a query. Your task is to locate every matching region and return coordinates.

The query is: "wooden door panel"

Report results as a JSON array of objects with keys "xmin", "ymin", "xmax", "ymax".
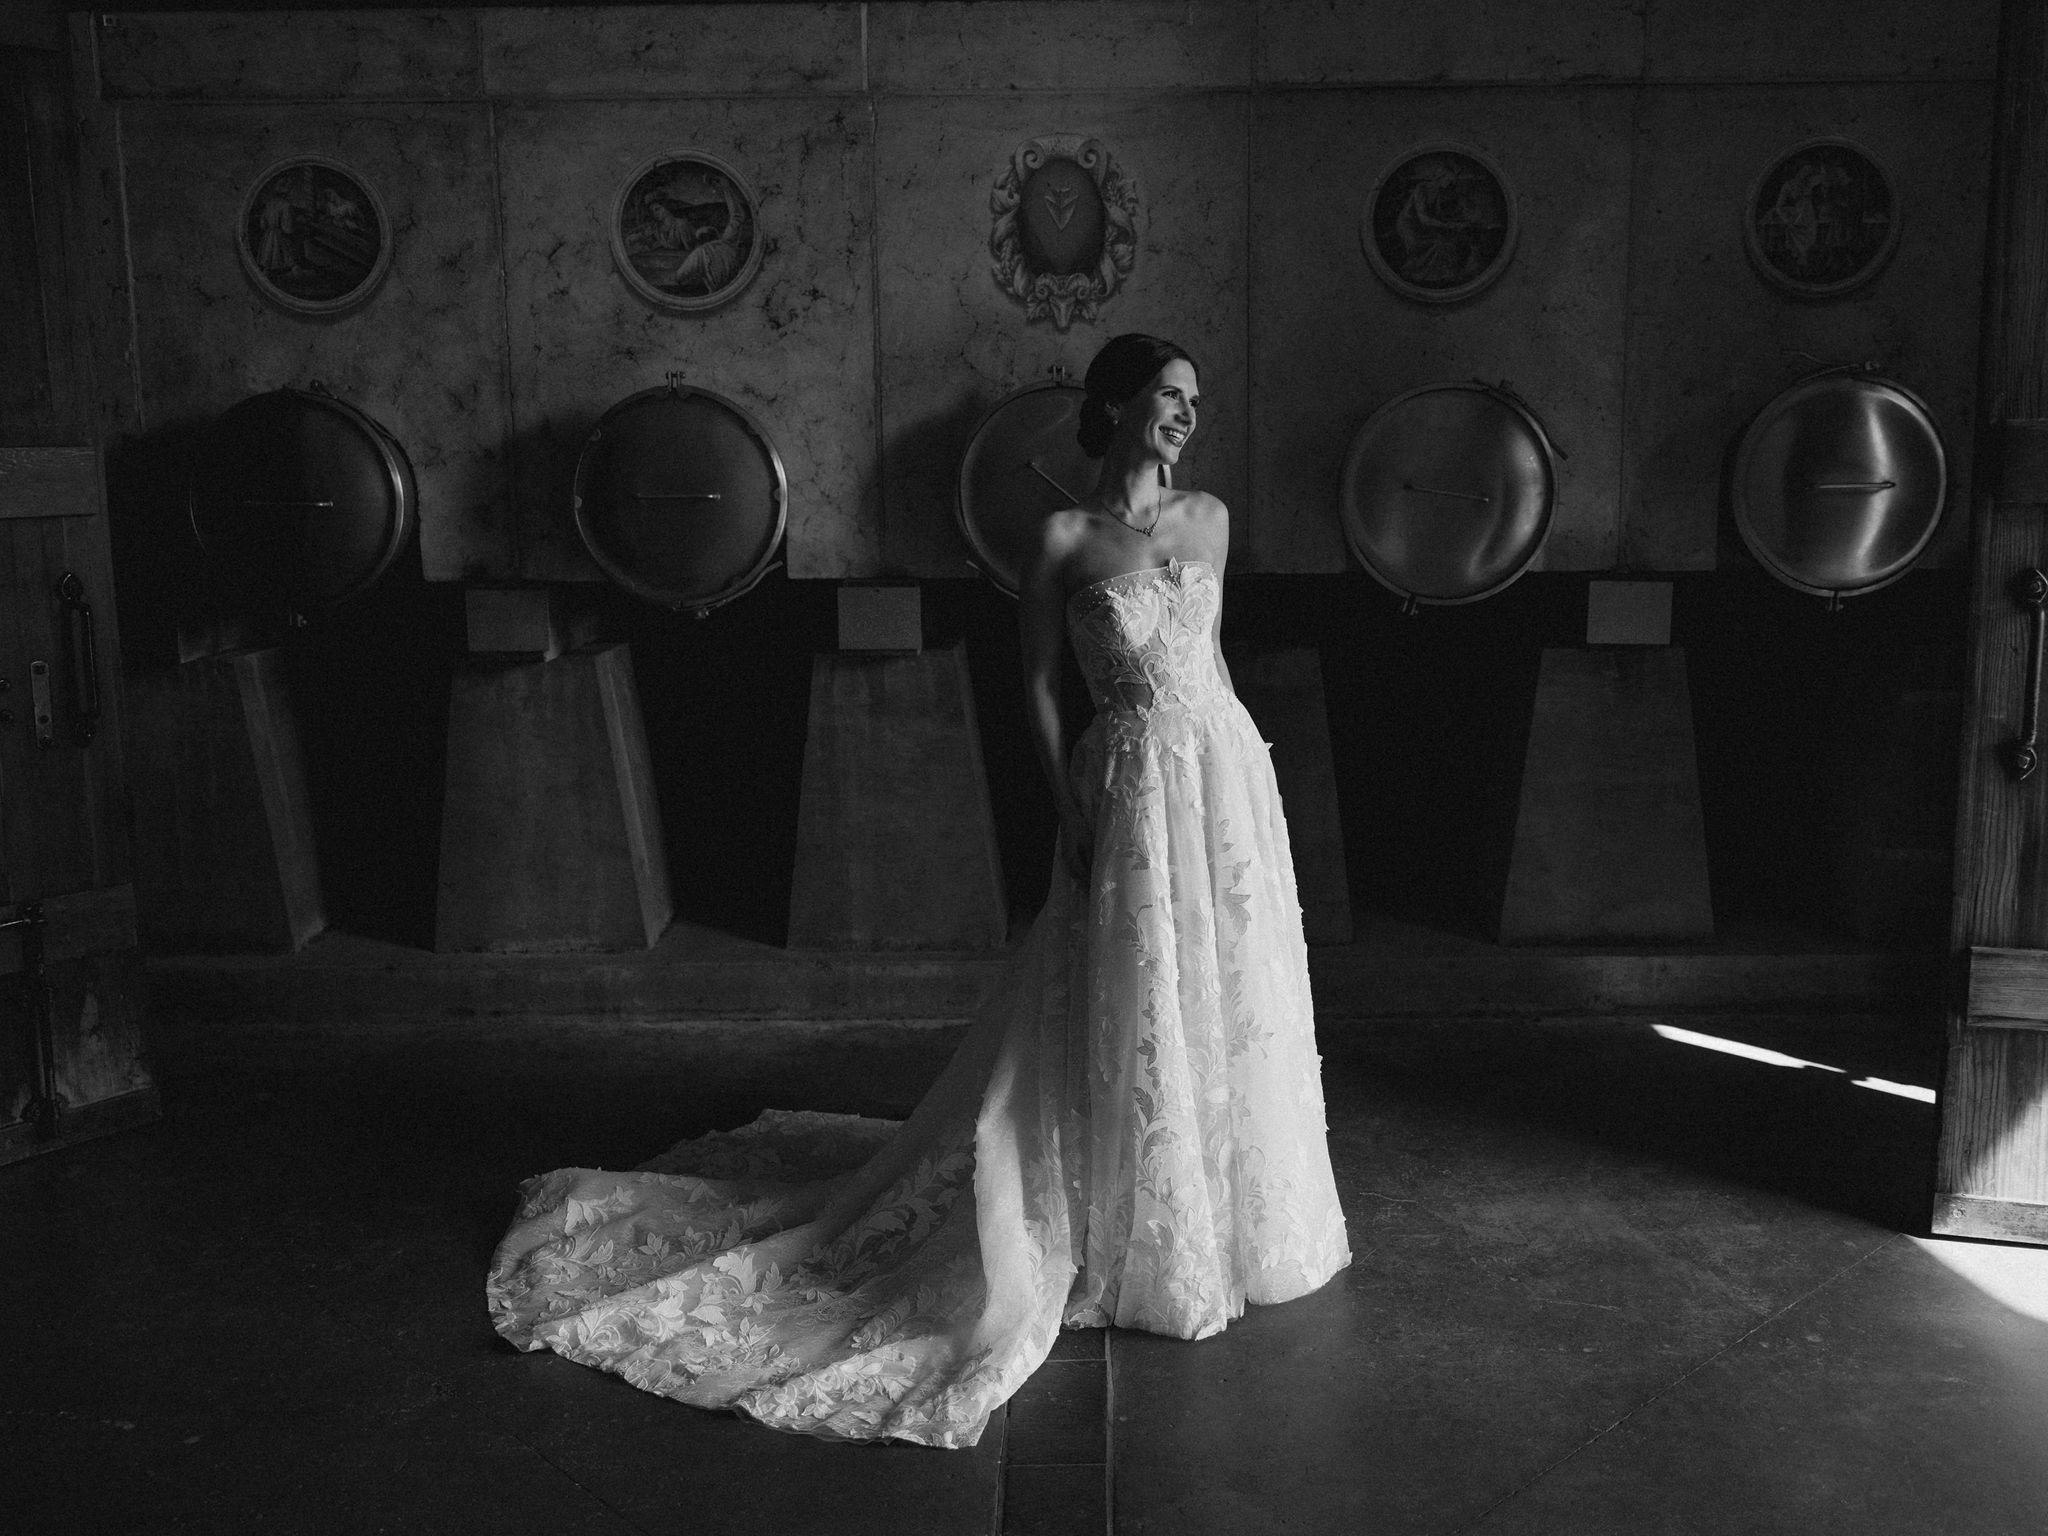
[
  {"xmin": 1941, "ymin": 947, "xmax": 2048, "ymax": 1241},
  {"xmin": 0, "ymin": 449, "xmax": 129, "ymax": 903},
  {"xmin": 0, "ymin": 40, "xmax": 157, "ymax": 1162},
  {"xmin": 0, "ymin": 943, "xmax": 156, "ymax": 1166},
  {"xmin": 1934, "ymin": 1, "xmax": 2048, "ymax": 1243},
  {"xmin": 1937, "ymin": 1027, "xmax": 2048, "ymax": 1242}
]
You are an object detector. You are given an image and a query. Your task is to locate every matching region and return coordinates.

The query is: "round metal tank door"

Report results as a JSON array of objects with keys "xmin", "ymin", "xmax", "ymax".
[
  {"xmin": 572, "ymin": 381, "xmax": 787, "ymax": 614},
  {"xmin": 957, "ymin": 376, "xmax": 1094, "ymax": 597},
  {"xmin": 1731, "ymin": 368, "xmax": 1948, "ymax": 601},
  {"xmin": 188, "ymin": 386, "xmax": 417, "ymax": 620},
  {"xmin": 1339, "ymin": 381, "xmax": 1559, "ymax": 607}
]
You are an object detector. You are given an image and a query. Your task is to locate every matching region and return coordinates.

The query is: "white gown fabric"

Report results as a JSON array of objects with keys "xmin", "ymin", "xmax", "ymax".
[{"xmin": 487, "ymin": 556, "xmax": 1351, "ymax": 1447}]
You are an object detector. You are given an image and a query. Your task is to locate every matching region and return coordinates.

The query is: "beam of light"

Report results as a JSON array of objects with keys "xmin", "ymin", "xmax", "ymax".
[
  {"xmin": 1650, "ymin": 1026, "xmax": 1939, "ymax": 1103},
  {"xmin": 1911, "ymin": 1237, "xmax": 2048, "ymax": 1326},
  {"xmin": 1650, "ymin": 1023, "xmax": 1846, "ymax": 1073},
  {"xmin": 1851, "ymin": 1076, "xmax": 1937, "ymax": 1104}
]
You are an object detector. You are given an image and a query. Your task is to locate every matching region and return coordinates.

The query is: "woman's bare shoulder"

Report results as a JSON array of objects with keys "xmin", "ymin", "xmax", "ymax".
[
  {"xmin": 1174, "ymin": 491, "xmax": 1230, "ymax": 564},
  {"xmin": 1023, "ymin": 507, "xmax": 1091, "ymax": 594}
]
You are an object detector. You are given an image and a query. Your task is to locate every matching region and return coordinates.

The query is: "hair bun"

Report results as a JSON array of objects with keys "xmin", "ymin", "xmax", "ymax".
[{"xmin": 1076, "ymin": 394, "xmax": 1116, "ymax": 458}]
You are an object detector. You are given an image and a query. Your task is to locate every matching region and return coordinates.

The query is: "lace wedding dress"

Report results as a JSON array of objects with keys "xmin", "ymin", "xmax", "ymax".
[{"xmin": 487, "ymin": 556, "xmax": 1351, "ymax": 1447}]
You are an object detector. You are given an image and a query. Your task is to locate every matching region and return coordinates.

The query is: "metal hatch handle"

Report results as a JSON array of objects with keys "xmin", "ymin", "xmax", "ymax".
[
  {"xmin": 2005, "ymin": 567, "xmax": 2048, "ymax": 780},
  {"xmin": 54, "ymin": 572, "xmax": 100, "ymax": 745},
  {"xmin": 1026, "ymin": 459, "xmax": 1084, "ymax": 505},
  {"xmin": 1808, "ymin": 480, "xmax": 1898, "ymax": 492},
  {"xmin": 191, "ymin": 498, "xmax": 340, "ymax": 510},
  {"xmin": 1402, "ymin": 482, "xmax": 1492, "ymax": 504},
  {"xmin": 30, "ymin": 661, "xmax": 52, "ymax": 745}
]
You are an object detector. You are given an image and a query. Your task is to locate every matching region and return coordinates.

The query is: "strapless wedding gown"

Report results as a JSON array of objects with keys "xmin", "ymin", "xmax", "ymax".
[{"xmin": 487, "ymin": 556, "xmax": 1351, "ymax": 1447}]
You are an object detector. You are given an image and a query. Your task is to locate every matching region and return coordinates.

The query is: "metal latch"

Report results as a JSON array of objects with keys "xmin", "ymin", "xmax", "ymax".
[{"xmin": 29, "ymin": 659, "xmax": 52, "ymax": 746}]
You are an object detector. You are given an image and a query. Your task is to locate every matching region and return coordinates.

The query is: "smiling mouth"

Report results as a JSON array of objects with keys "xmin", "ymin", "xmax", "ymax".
[{"xmin": 1161, "ymin": 427, "xmax": 1189, "ymax": 447}]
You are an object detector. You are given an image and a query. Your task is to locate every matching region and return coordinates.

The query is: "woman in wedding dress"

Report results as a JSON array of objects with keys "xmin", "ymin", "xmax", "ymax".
[{"xmin": 487, "ymin": 334, "xmax": 1351, "ymax": 1448}]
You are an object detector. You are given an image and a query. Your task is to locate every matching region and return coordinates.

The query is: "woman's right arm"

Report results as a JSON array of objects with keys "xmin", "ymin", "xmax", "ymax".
[{"xmin": 1018, "ymin": 521, "xmax": 1092, "ymax": 883}]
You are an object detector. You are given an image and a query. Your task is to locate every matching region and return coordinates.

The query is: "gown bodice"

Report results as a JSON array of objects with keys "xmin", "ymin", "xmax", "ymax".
[{"xmin": 1065, "ymin": 558, "xmax": 1232, "ymax": 718}]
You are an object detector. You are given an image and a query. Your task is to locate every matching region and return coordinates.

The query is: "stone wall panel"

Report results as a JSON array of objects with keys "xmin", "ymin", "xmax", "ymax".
[
  {"xmin": 119, "ymin": 102, "xmax": 515, "ymax": 580},
  {"xmin": 496, "ymin": 97, "xmax": 879, "ymax": 582}
]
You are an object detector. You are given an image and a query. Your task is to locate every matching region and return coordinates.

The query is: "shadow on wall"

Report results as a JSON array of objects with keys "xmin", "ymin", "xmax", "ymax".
[
  {"xmin": 616, "ymin": 568, "xmax": 834, "ymax": 948},
  {"xmin": 1677, "ymin": 567, "xmax": 1965, "ymax": 947},
  {"xmin": 107, "ymin": 424, "xmax": 464, "ymax": 951},
  {"xmin": 283, "ymin": 573, "xmax": 462, "ymax": 949},
  {"xmin": 297, "ymin": 564, "xmax": 1982, "ymax": 953}
]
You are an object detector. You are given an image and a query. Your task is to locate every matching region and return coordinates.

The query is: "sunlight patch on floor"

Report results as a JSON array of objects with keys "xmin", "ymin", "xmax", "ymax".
[
  {"xmin": 1850, "ymin": 1076, "xmax": 1938, "ymax": 1103},
  {"xmin": 1649, "ymin": 1024, "xmax": 1938, "ymax": 1103},
  {"xmin": 1911, "ymin": 1236, "xmax": 2048, "ymax": 1325},
  {"xmin": 1650, "ymin": 1023, "xmax": 1845, "ymax": 1073}
]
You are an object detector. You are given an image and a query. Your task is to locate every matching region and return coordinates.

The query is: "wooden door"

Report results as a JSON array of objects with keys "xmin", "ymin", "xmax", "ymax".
[
  {"xmin": 0, "ymin": 38, "xmax": 156, "ymax": 1160},
  {"xmin": 1936, "ymin": 0, "xmax": 2048, "ymax": 1243},
  {"xmin": 0, "ymin": 450, "xmax": 130, "ymax": 900}
]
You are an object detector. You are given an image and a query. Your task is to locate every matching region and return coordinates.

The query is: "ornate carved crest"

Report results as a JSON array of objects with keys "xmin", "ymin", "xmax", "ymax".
[{"xmin": 990, "ymin": 135, "xmax": 1138, "ymax": 330}]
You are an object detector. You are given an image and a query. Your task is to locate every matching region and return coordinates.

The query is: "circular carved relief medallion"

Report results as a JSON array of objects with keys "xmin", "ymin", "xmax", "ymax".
[
  {"xmin": 612, "ymin": 151, "xmax": 764, "ymax": 313},
  {"xmin": 238, "ymin": 157, "xmax": 392, "ymax": 316},
  {"xmin": 1744, "ymin": 139, "xmax": 1899, "ymax": 299},
  {"xmin": 1361, "ymin": 145, "xmax": 1517, "ymax": 305}
]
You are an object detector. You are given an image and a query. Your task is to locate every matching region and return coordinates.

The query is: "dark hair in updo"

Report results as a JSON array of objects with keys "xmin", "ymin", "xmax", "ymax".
[{"xmin": 1076, "ymin": 333, "xmax": 1197, "ymax": 458}]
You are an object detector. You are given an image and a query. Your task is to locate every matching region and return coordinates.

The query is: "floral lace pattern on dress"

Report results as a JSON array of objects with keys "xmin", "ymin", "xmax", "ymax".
[{"xmin": 486, "ymin": 558, "xmax": 1350, "ymax": 1447}]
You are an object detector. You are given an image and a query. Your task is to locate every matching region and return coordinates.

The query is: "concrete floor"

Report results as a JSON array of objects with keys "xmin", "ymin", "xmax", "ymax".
[{"xmin": 8, "ymin": 1000, "xmax": 2048, "ymax": 1535}]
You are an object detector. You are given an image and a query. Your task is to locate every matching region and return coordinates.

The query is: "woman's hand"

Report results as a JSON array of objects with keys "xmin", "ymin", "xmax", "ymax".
[{"xmin": 1060, "ymin": 803, "xmax": 1095, "ymax": 885}]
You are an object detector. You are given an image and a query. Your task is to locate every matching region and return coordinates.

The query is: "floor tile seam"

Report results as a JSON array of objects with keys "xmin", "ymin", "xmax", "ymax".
[
  {"xmin": 1007, "ymin": 1456, "xmax": 1110, "ymax": 1469},
  {"xmin": 467, "ymin": 1398, "xmax": 665, "ymax": 1536},
  {"xmin": 1439, "ymin": 1231, "xmax": 1904, "ymax": 1536},
  {"xmin": 301, "ymin": 1292, "xmax": 660, "ymax": 1536},
  {"xmin": 994, "ymin": 1367, "xmax": 1010, "ymax": 1536},
  {"xmin": 1104, "ymin": 1331, "xmax": 1117, "ymax": 1536},
  {"xmin": 321, "ymin": 1316, "xmax": 655, "ymax": 1531}
]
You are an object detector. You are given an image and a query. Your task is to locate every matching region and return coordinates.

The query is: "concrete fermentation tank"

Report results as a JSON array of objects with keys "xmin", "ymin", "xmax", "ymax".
[
  {"xmin": 127, "ymin": 385, "xmax": 424, "ymax": 954},
  {"xmin": 1338, "ymin": 380, "xmax": 1717, "ymax": 942},
  {"xmin": 436, "ymin": 377, "xmax": 788, "ymax": 954},
  {"xmin": 1727, "ymin": 365, "xmax": 1955, "ymax": 942}
]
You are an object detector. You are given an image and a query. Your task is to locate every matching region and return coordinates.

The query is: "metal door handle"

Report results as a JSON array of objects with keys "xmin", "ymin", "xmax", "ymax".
[
  {"xmin": 1025, "ymin": 459, "xmax": 1083, "ymax": 505},
  {"xmin": 55, "ymin": 571, "xmax": 100, "ymax": 745},
  {"xmin": 1402, "ymin": 482, "xmax": 1493, "ymax": 504},
  {"xmin": 2005, "ymin": 568, "xmax": 2048, "ymax": 779},
  {"xmin": 190, "ymin": 497, "xmax": 339, "ymax": 509}
]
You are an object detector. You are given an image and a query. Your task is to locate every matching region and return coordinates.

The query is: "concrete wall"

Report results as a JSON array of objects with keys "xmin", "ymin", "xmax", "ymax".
[{"xmin": 86, "ymin": 0, "xmax": 1997, "ymax": 581}]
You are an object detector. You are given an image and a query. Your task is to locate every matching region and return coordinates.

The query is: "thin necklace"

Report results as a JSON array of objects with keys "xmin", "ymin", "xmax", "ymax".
[{"xmin": 1101, "ymin": 501, "xmax": 1161, "ymax": 537}]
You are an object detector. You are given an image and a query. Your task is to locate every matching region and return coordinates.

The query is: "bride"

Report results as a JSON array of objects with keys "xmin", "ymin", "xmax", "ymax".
[{"xmin": 487, "ymin": 333, "xmax": 1351, "ymax": 1448}]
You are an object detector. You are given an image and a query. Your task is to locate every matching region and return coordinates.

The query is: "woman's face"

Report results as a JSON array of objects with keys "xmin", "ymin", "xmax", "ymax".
[{"xmin": 1119, "ymin": 359, "xmax": 1199, "ymax": 466}]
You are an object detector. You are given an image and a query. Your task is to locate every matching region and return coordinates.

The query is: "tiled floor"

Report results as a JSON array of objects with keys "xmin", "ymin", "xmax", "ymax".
[{"xmin": 8, "ymin": 1002, "xmax": 2047, "ymax": 1534}]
